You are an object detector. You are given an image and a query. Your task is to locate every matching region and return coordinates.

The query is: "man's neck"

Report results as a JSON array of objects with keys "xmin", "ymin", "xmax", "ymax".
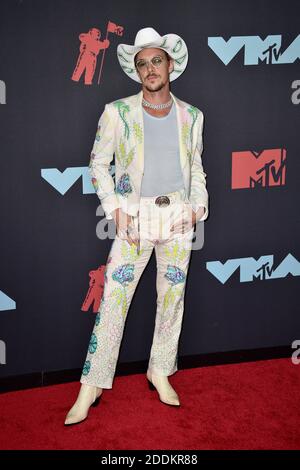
[
  {"xmin": 142, "ymin": 88, "xmax": 172, "ymax": 105},
  {"xmin": 141, "ymin": 88, "xmax": 173, "ymax": 118}
]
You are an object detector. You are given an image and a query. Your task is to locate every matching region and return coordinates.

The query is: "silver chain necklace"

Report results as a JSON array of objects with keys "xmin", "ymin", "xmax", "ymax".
[{"xmin": 142, "ymin": 96, "xmax": 173, "ymax": 110}]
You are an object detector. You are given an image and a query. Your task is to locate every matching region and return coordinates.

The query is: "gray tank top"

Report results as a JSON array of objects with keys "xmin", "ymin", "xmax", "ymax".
[{"xmin": 140, "ymin": 101, "xmax": 185, "ymax": 196}]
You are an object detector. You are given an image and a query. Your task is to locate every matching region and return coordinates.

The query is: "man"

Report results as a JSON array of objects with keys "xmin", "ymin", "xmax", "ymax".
[{"xmin": 65, "ymin": 27, "xmax": 209, "ymax": 425}]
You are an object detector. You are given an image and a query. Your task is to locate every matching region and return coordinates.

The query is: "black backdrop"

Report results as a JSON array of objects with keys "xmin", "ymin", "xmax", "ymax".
[{"xmin": 0, "ymin": 0, "xmax": 299, "ymax": 380}]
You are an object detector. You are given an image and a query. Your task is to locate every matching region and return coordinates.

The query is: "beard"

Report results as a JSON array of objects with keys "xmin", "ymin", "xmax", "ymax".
[{"xmin": 143, "ymin": 76, "xmax": 165, "ymax": 93}]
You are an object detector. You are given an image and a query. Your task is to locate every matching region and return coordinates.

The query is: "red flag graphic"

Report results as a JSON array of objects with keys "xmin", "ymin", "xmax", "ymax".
[
  {"xmin": 98, "ymin": 20, "xmax": 125, "ymax": 84},
  {"xmin": 107, "ymin": 20, "xmax": 124, "ymax": 36}
]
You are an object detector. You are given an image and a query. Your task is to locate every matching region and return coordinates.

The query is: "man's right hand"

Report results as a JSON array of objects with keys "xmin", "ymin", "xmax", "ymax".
[{"xmin": 112, "ymin": 208, "xmax": 140, "ymax": 249}]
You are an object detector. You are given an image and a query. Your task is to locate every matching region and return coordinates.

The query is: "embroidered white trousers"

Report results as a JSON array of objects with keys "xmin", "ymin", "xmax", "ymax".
[{"xmin": 80, "ymin": 188, "xmax": 194, "ymax": 389}]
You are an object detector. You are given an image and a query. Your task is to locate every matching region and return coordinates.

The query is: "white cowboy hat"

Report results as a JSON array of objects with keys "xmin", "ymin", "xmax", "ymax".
[{"xmin": 117, "ymin": 27, "xmax": 188, "ymax": 83}]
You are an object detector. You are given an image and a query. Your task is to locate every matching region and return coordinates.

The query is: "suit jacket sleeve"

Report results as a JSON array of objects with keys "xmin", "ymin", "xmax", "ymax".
[
  {"xmin": 88, "ymin": 104, "xmax": 121, "ymax": 220},
  {"xmin": 190, "ymin": 110, "xmax": 209, "ymax": 222}
]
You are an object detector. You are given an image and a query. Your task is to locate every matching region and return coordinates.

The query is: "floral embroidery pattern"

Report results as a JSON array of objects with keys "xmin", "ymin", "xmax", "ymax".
[
  {"xmin": 81, "ymin": 231, "xmax": 192, "ymax": 386},
  {"xmin": 120, "ymin": 237, "xmax": 144, "ymax": 260},
  {"xmin": 112, "ymin": 263, "xmax": 135, "ymax": 286},
  {"xmin": 95, "ymin": 312, "xmax": 101, "ymax": 326},
  {"xmin": 133, "ymin": 121, "xmax": 143, "ymax": 144},
  {"xmin": 80, "ymin": 92, "xmax": 207, "ymax": 387},
  {"xmin": 110, "ymin": 263, "xmax": 135, "ymax": 318},
  {"xmin": 82, "ymin": 360, "xmax": 91, "ymax": 376},
  {"xmin": 187, "ymin": 105, "xmax": 199, "ymax": 146},
  {"xmin": 91, "ymin": 176, "xmax": 99, "ymax": 192},
  {"xmin": 113, "ymin": 100, "xmax": 130, "ymax": 139},
  {"xmin": 164, "ymin": 265, "xmax": 186, "ymax": 285},
  {"xmin": 110, "ymin": 287, "xmax": 127, "ymax": 318},
  {"xmin": 115, "ymin": 138, "xmax": 135, "ymax": 170},
  {"xmin": 116, "ymin": 173, "xmax": 133, "ymax": 197},
  {"xmin": 162, "ymin": 281, "xmax": 185, "ymax": 315},
  {"xmin": 106, "ymin": 239, "xmax": 145, "ymax": 320},
  {"xmin": 163, "ymin": 239, "xmax": 190, "ymax": 265},
  {"xmin": 180, "ymin": 106, "xmax": 199, "ymax": 164},
  {"xmin": 181, "ymin": 122, "xmax": 192, "ymax": 162},
  {"xmin": 161, "ymin": 239, "xmax": 191, "ymax": 315},
  {"xmin": 88, "ymin": 333, "xmax": 98, "ymax": 353}
]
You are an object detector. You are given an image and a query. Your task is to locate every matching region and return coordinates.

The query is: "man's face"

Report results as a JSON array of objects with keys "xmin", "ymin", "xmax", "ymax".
[{"xmin": 135, "ymin": 48, "xmax": 174, "ymax": 92}]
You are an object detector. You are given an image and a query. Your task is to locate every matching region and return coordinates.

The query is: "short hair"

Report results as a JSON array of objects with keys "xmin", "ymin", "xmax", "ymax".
[{"xmin": 134, "ymin": 49, "xmax": 171, "ymax": 68}]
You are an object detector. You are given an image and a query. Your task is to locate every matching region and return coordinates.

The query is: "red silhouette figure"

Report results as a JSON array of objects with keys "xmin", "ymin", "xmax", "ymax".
[
  {"xmin": 81, "ymin": 256, "xmax": 112, "ymax": 313},
  {"xmin": 81, "ymin": 265, "xmax": 106, "ymax": 313},
  {"xmin": 71, "ymin": 28, "xmax": 110, "ymax": 85}
]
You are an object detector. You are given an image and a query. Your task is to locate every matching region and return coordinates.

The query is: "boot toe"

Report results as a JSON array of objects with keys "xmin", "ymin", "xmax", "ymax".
[
  {"xmin": 64, "ymin": 411, "xmax": 87, "ymax": 426},
  {"xmin": 147, "ymin": 373, "xmax": 181, "ymax": 407}
]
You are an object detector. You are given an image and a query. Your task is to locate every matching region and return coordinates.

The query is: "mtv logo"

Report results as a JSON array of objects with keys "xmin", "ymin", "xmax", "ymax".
[{"xmin": 232, "ymin": 148, "xmax": 286, "ymax": 189}]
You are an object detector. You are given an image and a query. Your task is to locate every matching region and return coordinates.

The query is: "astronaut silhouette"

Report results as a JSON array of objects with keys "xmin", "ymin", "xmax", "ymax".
[
  {"xmin": 81, "ymin": 256, "xmax": 112, "ymax": 313},
  {"xmin": 71, "ymin": 28, "xmax": 110, "ymax": 85},
  {"xmin": 81, "ymin": 265, "xmax": 106, "ymax": 313}
]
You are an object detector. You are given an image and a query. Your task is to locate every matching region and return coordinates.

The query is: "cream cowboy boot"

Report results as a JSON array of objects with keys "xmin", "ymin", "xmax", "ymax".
[
  {"xmin": 146, "ymin": 370, "xmax": 180, "ymax": 407},
  {"xmin": 64, "ymin": 383, "xmax": 103, "ymax": 426}
]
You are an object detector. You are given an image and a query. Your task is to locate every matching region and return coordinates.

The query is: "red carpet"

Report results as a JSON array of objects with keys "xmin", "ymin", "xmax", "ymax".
[{"xmin": 0, "ymin": 358, "xmax": 299, "ymax": 450}]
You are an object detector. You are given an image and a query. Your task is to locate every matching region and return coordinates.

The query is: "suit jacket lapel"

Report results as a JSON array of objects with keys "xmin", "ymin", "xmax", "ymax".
[{"xmin": 170, "ymin": 90, "xmax": 187, "ymax": 171}]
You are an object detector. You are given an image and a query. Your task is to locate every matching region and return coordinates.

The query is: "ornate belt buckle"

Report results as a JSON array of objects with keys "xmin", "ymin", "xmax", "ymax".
[{"xmin": 155, "ymin": 195, "xmax": 170, "ymax": 207}]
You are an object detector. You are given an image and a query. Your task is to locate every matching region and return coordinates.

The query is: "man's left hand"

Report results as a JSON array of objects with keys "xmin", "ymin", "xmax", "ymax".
[
  {"xmin": 170, "ymin": 206, "xmax": 205, "ymax": 234},
  {"xmin": 192, "ymin": 206, "xmax": 206, "ymax": 225}
]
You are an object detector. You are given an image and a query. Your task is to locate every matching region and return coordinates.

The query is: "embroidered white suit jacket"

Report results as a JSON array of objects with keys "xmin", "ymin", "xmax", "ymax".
[{"xmin": 89, "ymin": 89, "xmax": 209, "ymax": 222}]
